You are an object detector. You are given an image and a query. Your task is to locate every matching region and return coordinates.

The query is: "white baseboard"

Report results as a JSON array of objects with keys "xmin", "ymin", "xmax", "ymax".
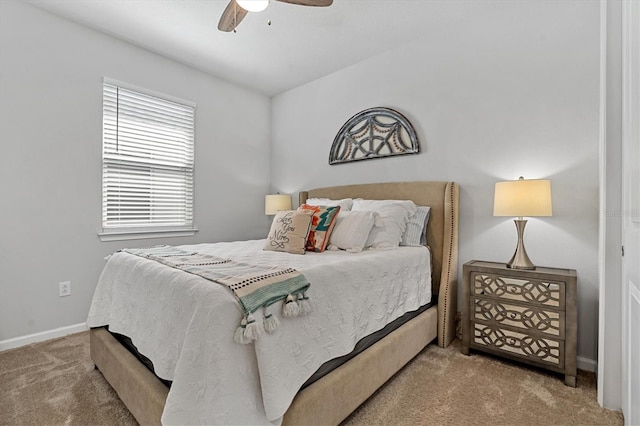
[
  {"xmin": 0, "ymin": 323, "xmax": 87, "ymax": 351},
  {"xmin": 578, "ymin": 355, "xmax": 598, "ymax": 373}
]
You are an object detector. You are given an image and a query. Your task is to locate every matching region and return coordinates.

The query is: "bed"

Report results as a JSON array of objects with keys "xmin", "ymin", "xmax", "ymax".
[{"xmin": 89, "ymin": 180, "xmax": 459, "ymax": 425}]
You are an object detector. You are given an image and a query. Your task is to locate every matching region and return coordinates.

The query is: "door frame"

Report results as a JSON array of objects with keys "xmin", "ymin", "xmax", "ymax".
[
  {"xmin": 598, "ymin": 0, "xmax": 622, "ymax": 411},
  {"xmin": 621, "ymin": 0, "xmax": 640, "ymax": 421},
  {"xmin": 599, "ymin": 0, "xmax": 640, "ymax": 417}
]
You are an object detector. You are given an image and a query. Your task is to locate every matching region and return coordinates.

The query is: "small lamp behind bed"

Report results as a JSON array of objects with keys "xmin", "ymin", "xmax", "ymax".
[
  {"xmin": 493, "ymin": 177, "xmax": 552, "ymax": 270},
  {"xmin": 265, "ymin": 194, "xmax": 292, "ymax": 215}
]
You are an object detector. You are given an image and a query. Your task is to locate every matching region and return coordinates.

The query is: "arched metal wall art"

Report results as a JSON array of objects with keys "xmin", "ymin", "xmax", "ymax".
[{"xmin": 329, "ymin": 107, "xmax": 419, "ymax": 165}]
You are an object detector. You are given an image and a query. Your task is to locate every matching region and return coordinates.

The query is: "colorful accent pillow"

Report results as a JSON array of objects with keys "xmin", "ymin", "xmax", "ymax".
[
  {"xmin": 298, "ymin": 204, "xmax": 341, "ymax": 252},
  {"xmin": 263, "ymin": 210, "xmax": 314, "ymax": 255}
]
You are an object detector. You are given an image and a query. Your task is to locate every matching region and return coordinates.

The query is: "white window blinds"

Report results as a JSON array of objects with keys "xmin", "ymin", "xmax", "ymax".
[{"xmin": 102, "ymin": 80, "xmax": 195, "ymax": 232}]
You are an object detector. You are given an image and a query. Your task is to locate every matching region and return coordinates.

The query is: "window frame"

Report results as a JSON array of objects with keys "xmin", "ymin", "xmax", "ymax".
[{"xmin": 99, "ymin": 77, "xmax": 197, "ymax": 242}]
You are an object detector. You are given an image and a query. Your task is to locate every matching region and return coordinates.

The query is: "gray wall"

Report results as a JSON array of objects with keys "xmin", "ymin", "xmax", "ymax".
[
  {"xmin": 0, "ymin": 0, "xmax": 271, "ymax": 341},
  {"xmin": 271, "ymin": 1, "xmax": 601, "ymax": 365}
]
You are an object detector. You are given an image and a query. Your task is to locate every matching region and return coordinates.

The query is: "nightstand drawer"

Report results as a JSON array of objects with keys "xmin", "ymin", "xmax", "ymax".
[
  {"xmin": 472, "ymin": 298, "xmax": 564, "ymax": 338},
  {"xmin": 471, "ymin": 272, "xmax": 565, "ymax": 308},
  {"xmin": 472, "ymin": 323, "xmax": 564, "ymax": 368}
]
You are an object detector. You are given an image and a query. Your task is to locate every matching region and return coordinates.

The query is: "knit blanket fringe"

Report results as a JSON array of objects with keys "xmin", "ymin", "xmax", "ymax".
[{"xmin": 123, "ymin": 245, "xmax": 311, "ymax": 344}]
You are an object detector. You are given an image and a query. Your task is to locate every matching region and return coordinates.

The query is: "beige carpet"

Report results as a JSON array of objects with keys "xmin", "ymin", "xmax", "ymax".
[
  {"xmin": 343, "ymin": 341, "xmax": 623, "ymax": 426},
  {"xmin": 0, "ymin": 331, "xmax": 135, "ymax": 425},
  {"xmin": 0, "ymin": 331, "xmax": 623, "ymax": 425}
]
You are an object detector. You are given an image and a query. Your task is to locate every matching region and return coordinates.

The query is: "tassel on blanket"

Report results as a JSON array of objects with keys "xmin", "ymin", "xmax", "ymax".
[
  {"xmin": 297, "ymin": 293, "xmax": 312, "ymax": 315},
  {"xmin": 234, "ymin": 317, "xmax": 250, "ymax": 344},
  {"xmin": 263, "ymin": 306, "xmax": 280, "ymax": 334},
  {"xmin": 243, "ymin": 313, "xmax": 260, "ymax": 342},
  {"xmin": 282, "ymin": 294, "xmax": 300, "ymax": 317}
]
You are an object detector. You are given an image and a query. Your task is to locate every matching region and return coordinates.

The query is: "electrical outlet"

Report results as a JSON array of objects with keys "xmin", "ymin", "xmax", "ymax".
[{"xmin": 58, "ymin": 281, "xmax": 71, "ymax": 297}]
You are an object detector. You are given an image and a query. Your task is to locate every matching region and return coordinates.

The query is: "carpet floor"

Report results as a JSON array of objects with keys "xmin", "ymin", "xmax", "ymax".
[{"xmin": 0, "ymin": 331, "xmax": 623, "ymax": 425}]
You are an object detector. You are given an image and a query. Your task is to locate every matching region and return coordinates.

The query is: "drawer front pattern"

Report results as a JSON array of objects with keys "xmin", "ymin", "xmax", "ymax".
[
  {"xmin": 472, "ymin": 273, "xmax": 563, "ymax": 307},
  {"xmin": 472, "ymin": 298, "xmax": 563, "ymax": 337},
  {"xmin": 473, "ymin": 323, "xmax": 563, "ymax": 367}
]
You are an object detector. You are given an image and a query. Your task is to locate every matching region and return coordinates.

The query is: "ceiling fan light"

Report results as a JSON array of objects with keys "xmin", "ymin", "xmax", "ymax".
[{"xmin": 236, "ymin": 0, "xmax": 269, "ymax": 12}]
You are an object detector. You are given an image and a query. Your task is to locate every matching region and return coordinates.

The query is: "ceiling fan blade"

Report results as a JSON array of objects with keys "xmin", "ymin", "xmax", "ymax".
[
  {"xmin": 218, "ymin": 0, "xmax": 249, "ymax": 32},
  {"xmin": 275, "ymin": 0, "xmax": 333, "ymax": 6}
]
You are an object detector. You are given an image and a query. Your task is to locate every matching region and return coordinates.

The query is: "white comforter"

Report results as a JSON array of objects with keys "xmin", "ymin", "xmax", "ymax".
[{"xmin": 87, "ymin": 239, "xmax": 431, "ymax": 425}]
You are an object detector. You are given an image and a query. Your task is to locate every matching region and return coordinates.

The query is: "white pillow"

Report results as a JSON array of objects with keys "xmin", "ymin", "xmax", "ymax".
[
  {"xmin": 327, "ymin": 210, "xmax": 380, "ymax": 253},
  {"xmin": 400, "ymin": 206, "xmax": 431, "ymax": 247},
  {"xmin": 305, "ymin": 197, "xmax": 353, "ymax": 211},
  {"xmin": 352, "ymin": 199, "xmax": 417, "ymax": 249}
]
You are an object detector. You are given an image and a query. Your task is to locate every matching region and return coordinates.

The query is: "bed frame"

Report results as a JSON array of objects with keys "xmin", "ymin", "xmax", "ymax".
[{"xmin": 90, "ymin": 181, "xmax": 459, "ymax": 425}]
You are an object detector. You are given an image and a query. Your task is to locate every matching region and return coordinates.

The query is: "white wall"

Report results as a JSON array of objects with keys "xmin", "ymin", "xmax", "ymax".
[
  {"xmin": 0, "ymin": 0, "xmax": 271, "ymax": 341},
  {"xmin": 271, "ymin": 1, "xmax": 601, "ymax": 365}
]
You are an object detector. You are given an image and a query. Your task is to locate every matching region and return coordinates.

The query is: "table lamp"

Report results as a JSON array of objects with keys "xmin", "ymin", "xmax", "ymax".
[
  {"xmin": 265, "ymin": 194, "xmax": 292, "ymax": 215},
  {"xmin": 493, "ymin": 177, "xmax": 552, "ymax": 270}
]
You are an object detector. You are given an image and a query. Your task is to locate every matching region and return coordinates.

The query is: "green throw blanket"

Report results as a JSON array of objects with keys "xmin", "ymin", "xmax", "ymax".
[{"xmin": 123, "ymin": 245, "xmax": 311, "ymax": 344}]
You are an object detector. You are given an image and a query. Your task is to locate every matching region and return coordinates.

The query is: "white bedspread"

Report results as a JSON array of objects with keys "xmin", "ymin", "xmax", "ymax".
[{"xmin": 87, "ymin": 239, "xmax": 431, "ymax": 425}]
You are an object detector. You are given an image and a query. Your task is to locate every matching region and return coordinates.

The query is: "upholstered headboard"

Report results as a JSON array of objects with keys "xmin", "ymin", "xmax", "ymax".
[{"xmin": 299, "ymin": 181, "xmax": 459, "ymax": 347}]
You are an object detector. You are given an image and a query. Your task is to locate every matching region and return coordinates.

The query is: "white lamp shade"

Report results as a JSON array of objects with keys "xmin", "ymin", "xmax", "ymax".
[
  {"xmin": 237, "ymin": 0, "xmax": 269, "ymax": 12},
  {"xmin": 265, "ymin": 194, "xmax": 292, "ymax": 215},
  {"xmin": 493, "ymin": 178, "xmax": 553, "ymax": 217}
]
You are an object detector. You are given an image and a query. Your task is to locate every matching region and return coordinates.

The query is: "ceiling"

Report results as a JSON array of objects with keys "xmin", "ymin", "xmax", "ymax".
[{"xmin": 25, "ymin": 0, "xmax": 492, "ymax": 96}]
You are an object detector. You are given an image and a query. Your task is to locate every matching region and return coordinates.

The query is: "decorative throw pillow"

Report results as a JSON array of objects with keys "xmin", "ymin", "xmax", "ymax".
[
  {"xmin": 264, "ymin": 210, "xmax": 314, "ymax": 255},
  {"xmin": 400, "ymin": 206, "xmax": 431, "ymax": 247},
  {"xmin": 305, "ymin": 198, "xmax": 353, "ymax": 211},
  {"xmin": 327, "ymin": 210, "xmax": 380, "ymax": 253},
  {"xmin": 298, "ymin": 204, "xmax": 341, "ymax": 252},
  {"xmin": 352, "ymin": 199, "xmax": 417, "ymax": 249}
]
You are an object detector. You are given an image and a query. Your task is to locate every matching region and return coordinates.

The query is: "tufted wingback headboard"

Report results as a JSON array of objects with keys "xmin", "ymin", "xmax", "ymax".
[{"xmin": 299, "ymin": 181, "xmax": 459, "ymax": 347}]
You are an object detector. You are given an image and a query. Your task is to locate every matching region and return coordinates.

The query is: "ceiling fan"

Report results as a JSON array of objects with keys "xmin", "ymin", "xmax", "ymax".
[{"xmin": 218, "ymin": 0, "xmax": 333, "ymax": 32}]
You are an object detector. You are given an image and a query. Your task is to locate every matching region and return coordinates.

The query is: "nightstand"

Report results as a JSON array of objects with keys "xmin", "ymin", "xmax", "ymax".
[{"xmin": 461, "ymin": 260, "xmax": 577, "ymax": 387}]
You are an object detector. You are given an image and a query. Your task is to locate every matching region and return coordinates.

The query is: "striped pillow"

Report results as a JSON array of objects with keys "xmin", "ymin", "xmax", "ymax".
[{"xmin": 400, "ymin": 206, "xmax": 431, "ymax": 247}]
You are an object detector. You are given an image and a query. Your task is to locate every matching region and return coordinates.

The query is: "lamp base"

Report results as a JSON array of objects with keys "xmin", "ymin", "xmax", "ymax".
[{"xmin": 506, "ymin": 219, "xmax": 536, "ymax": 270}]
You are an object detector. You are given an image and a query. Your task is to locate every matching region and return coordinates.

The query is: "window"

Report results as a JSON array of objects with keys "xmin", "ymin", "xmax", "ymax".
[{"xmin": 100, "ymin": 78, "xmax": 196, "ymax": 241}]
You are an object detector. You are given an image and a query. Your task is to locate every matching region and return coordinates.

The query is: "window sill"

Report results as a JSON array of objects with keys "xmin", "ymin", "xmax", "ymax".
[{"xmin": 98, "ymin": 227, "xmax": 198, "ymax": 242}]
